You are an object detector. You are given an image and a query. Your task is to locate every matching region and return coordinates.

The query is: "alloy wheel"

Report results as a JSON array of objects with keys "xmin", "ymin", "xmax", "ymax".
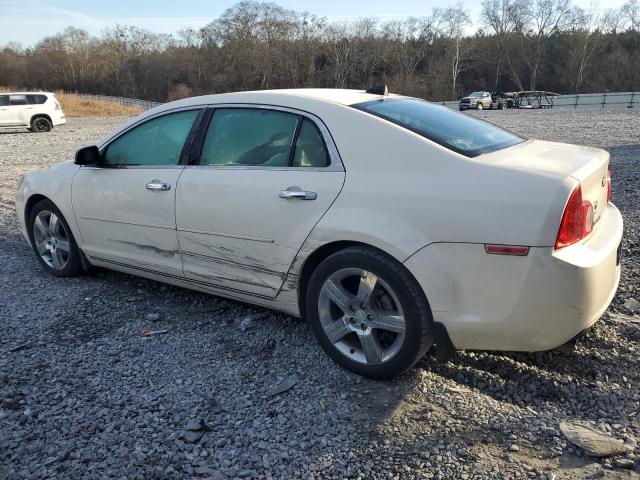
[
  {"xmin": 33, "ymin": 210, "xmax": 70, "ymax": 270},
  {"xmin": 318, "ymin": 268, "xmax": 406, "ymax": 365},
  {"xmin": 33, "ymin": 118, "xmax": 51, "ymax": 132}
]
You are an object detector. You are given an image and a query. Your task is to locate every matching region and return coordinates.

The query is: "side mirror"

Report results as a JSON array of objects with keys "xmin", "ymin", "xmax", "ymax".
[{"xmin": 75, "ymin": 145, "xmax": 102, "ymax": 166}]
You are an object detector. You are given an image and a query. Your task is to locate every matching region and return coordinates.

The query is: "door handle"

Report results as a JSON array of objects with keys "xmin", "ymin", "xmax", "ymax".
[
  {"xmin": 145, "ymin": 180, "xmax": 171, "ymax": 191},
  {"xmin": 278, "ymin": 188, "xmax": 317, "ymax": 200}
]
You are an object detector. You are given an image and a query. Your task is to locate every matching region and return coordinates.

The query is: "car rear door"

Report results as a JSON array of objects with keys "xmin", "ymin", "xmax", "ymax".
[
  {"xmin": 0, "ymin": 95, "xmax": 10, "ymax": 125},
  {"xmin": 4, "ymin": 95, "xmax": 30, "ymax": 126},
  {"xmin": 72, "ymin": 108, "xmax": 203, "ymax": 276},
  {"xmin": 175, "ymin": 105, "xmax": 345, "ymax": 298}
]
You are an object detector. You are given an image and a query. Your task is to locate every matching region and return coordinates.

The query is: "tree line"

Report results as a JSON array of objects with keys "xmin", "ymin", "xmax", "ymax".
[{"xmin": 1, "ymin": 0, "xmax": 639, "ymax": 102}]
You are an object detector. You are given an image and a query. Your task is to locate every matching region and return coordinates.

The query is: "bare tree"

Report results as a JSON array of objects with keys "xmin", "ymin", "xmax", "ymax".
[
  {"xmin": 2, "ymin": 0, "xmax": 640, "ymax": 101},
  {"xmin": 571, "ymin": 4, "xmax": 616, "ymax": 93},
  {"xmin": 441, "ymin": 3, "xmax": 472, "ymax": 97},
  {"xmin": 621, "ymin": 0, "xmax": 640, "ymax": 30},
  {"xmin": 481, "ymin": 0, "xmax": 526, "ymax": 90},
  {"xmin": 518, "ymin": 0, "xmax": 579, "ymax": 90}
]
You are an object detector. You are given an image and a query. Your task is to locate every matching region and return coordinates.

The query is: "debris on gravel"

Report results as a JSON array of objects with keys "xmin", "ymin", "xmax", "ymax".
[
  {"xmin": 559, "ymin": 421, "xmax": 630, "ymax": 457},
  {"xmin": 623, "ymin": 297, "xmax": 640, "ymax": 313},
  {"xmin": 1, "ymin": 111, "xmax": 639, "ymax": 478},
  {"xmin": 265, "ymin": 374, "xmax": 299, "ymax": 397}
]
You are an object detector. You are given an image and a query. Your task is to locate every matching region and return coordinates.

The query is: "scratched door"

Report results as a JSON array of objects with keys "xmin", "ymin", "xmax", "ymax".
[{"xmin": 175, "ymin": 107, "xmax": 345, "ymax": 298}]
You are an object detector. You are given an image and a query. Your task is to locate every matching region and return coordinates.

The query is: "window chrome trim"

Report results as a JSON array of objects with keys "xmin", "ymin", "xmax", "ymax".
[
  {"xmin": 96, "ymin": 105, "xmax": 207, "ymax": 154},
  {"xmin": 193, "ymin": 103, "xmax": 344, "ymax": 172}
]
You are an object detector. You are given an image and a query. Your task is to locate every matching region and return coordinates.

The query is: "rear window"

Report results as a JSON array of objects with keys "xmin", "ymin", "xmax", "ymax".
[
  {"xmin": 353, "ymin": 98, "xmax": 523, "ymax": 157},
  {"xmin": 0, "ymin": 96, "xmax": 8, "ymax": 106},
  {"xmin": 27, "ymin": 94, "xmax": 48, "ymax": 104}
]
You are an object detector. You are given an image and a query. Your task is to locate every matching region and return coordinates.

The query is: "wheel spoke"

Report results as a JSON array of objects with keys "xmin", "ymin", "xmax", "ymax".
[
  {"xmin": 322, "ymin": 279, "xmax": 354, "ymax": 314},
  {"xmin": 49, "ymin": 214, "xmax": 60, "ymax": 235},
  {"xmin": 359, "ymin": 332, "xmax": 383, "ymax": 364},
  {"xmin": 34, "ymin": 215, "xmax": 50, "ymax": 236},
  {"xmin": 35, "ymin": 239, "xmax": 48, "ymax": 255},
  {"xmin": 323, "ymin": 319, "xmax": 351, "ymax": 343},
  {"xmin": 356, "ymin": 271, "xmax": 378, "ymax": 304},
  {"xmin": 56, "ymin": 239, "xmax": 70, "ymax": 254},
  {"xmin": 51, "ymin": 250, "xmax": 62, "ymax": 269},
  {"xmin": 369, "ymin": 313, "xmax": 405, "ymax": 334}
]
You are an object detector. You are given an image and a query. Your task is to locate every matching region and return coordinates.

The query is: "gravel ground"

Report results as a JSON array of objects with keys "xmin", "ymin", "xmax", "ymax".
[{"xmin": 1, "ymin": 110, "xmax": 639, "ymax": 479}]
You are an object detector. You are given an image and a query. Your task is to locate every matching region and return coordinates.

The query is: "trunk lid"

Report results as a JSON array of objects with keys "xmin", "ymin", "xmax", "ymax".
[{"xmin": 481, "ymin": 139, "xmax": 610, "ymax": 229}]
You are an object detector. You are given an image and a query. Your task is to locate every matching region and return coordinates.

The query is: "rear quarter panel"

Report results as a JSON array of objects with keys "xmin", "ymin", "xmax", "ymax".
[{"xmin": 277, "ymin": 102, "xmax": 574, "ymax": 304}]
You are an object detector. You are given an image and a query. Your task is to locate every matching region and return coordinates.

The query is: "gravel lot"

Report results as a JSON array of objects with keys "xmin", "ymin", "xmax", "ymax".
[{"xmin": 1, "ymin": 110, "xmax": 639, "ymax": 479}]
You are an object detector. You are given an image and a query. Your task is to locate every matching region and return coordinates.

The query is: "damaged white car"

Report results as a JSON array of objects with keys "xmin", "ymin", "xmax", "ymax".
[{"xmin": 16, "ymin": 88, "xmax": 623, "ymax": 379}]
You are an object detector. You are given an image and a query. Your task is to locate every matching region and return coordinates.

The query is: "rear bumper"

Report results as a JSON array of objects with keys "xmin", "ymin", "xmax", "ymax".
[
  {"xmin": 404, "ymin": 203, "xmax": 623, "ymax": 351},
  {"xmin": 52, "ymin": 113, "xmax": 66, "ymax": 127}
]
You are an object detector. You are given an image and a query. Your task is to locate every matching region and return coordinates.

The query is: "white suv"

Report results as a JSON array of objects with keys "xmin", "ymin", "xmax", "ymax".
[{"xmin": 0, "ymin": 92, "xmax": 66, "ymax": 132}]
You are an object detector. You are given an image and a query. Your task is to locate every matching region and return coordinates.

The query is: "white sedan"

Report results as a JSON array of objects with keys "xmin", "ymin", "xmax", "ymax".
[{"xmin": 15, "ymin": 88, "xmax": 623, "ymax": 379}]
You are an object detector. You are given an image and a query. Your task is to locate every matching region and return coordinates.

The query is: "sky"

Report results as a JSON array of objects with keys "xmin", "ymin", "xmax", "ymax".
[{"xmin": 0, "ymin": 0, "xmax": 629, "ymax": 47}]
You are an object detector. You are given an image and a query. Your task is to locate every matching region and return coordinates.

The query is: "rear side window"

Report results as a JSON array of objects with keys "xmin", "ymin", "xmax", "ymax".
[
  {"xmin": 0, "ymin": 96, "xmax": 8, "ymax": 106},
  {"xmin": 201, "ymin": 108, "xmax": 298, "ymax": 167},
  {"xmin": 103, "ymin": 110, "xmax": 199, "ymax": 166},
  {"xmin": 27, "ymin": 94, "xmax": 48, "ymax": 104},
  {"xmin": 353, "ymin": 98, "xmax": 523, "ymax": 157},
  {"xmin": 9, "ymin": 95, "xmax": 28, "ymax": 106},
  {"xmin": 292, "ymin": 119, "xmax": 330, "ymax": 168}
]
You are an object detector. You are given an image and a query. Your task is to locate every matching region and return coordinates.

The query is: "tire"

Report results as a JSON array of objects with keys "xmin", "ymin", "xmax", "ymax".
[
  {"xmin": 30, "ymin": 116, "xmax": 52, "ymax": 133},
  {"xmin": 27, "ymin": 199, "xmax": 84, "ymax": 277},
  {"xmin": 476, "ymin": 103, "xmax": 483, "ymax": 110},
  {"xmin": 305, "ymin": 246, "xmax": 434, "ymax": 379},
  {"xmin": 498, "ymin": 102, "xmax": 505, "ymax": 110}
]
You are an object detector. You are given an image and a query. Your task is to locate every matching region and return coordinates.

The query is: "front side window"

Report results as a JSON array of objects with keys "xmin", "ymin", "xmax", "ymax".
[
  {"xmin": 103, "ymin": 110, "xmax": 199, "ymax": 166},
  {"xmin": 201, "ymin": 108, "xmax": 298, "ymax": 167},
  {"xmin": 0, "ymin": 96, "xmax": 8, "ymax": 106},
  {"xmin": 353, "ymin": 98, "xmax": 523, "ymax": 157},
  {"xmin": 9, "ymin": 95, "xmax": 28, "ymax": 106}
]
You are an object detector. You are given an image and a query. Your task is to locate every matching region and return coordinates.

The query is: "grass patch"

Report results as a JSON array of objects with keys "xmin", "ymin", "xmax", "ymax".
[{"xmin": 0, "ymin": 87, "xmax": 145, "ymax": 117}]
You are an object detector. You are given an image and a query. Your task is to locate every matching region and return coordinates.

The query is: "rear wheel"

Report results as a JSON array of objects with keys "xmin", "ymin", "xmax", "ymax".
[
  {"xmin": 30, "ymin": 116, "xmax": 52, "ymax": 133},
  {"xmin": 28, "ymin": 199, "xmax": 84, "ymax": 276},
  {"xmin": 306, "ymin": 246, "xmax": 433, "ymax": 379}
]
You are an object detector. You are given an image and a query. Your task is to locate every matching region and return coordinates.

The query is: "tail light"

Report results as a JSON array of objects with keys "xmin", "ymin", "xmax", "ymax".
[
  {"xmin": 555, "ymin": 185, "xmax": 593, "ymax": 249},
  {"xmin": 607, "ymin": 167, "xmax": 612, "ymax": 203},
  {"xmin": 54, "ymin": 101, "xmax": 61, "ymax": 111}
]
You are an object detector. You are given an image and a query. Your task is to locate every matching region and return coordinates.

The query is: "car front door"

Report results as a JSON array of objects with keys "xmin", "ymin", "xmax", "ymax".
[
  {"xmin": 175, "ymin": 106, "xmax": 345, "ymax": 298},
  {"xmin": 72, "ymin": 108, "xmax": 203, "ymax": 276}
]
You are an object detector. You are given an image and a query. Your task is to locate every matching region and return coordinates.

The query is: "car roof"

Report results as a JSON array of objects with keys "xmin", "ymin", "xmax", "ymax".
[{"xmin": 163, "ymin": 88, "xmax": 402, "ymax": 110}]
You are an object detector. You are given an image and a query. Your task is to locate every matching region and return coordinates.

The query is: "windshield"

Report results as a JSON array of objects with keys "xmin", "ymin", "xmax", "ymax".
[
  {"xmin": 469, "ymin": 92, "xmax": 484, "ymax": 97},
  {"xmin": 352, "ymin": 98, "xmax": 524, "ymax": 157}
]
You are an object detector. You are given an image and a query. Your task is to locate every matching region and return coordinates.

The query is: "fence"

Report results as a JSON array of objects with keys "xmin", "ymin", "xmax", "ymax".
[
  {"xmin": 553, "ymin": 92, "xmax": 638, "ymax": 109},
  {"xmin": 82, "ymin": 91, "xmax": 639, "ymax": 112},
  {"xmin": 440, "ymin": 91, "xmax": 639, "ymax": 110},
  {"xmin": 79, "ymin": 94, "xmax": 161, "ymax": 110}
]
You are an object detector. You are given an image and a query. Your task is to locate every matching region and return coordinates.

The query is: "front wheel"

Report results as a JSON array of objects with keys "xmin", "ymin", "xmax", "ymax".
[
  {"xmin": 28, "ymin": 199, "xmax": 84, "ymax": 276},
  {"xmin": 476, "ymin": 103, "xmax": 483, "ymax": 110},
  {"xmin": 306, "ymin": 246, "xmax": 433, "ymax": 379}
]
